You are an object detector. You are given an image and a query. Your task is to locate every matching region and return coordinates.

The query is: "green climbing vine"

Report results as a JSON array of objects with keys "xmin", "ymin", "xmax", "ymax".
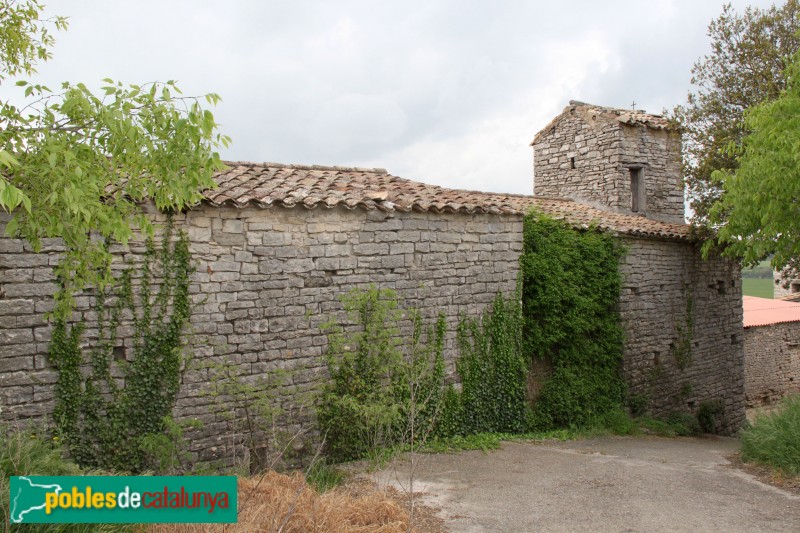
[
  {"xmin": 49, "ymin": 219, "xmax": 193, "ymax": 473},
  {"xmin": 671, "ymin": 289, "xmax": 694, "ymax": 371},
  {"xmin": 436, "ymin": 293, "xmax": 529, "ymax": 437},
  {"xmin": 520, "ymin": 213, "xmax": 626, "ymax": 428}
]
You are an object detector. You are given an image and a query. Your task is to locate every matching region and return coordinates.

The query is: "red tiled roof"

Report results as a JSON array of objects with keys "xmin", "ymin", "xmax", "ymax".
[
  {"xmin": 204, "ymin": 162, "xmax": 692, "ymax": 241},
  {"xmin": 743, "ymin": 296, "xmax": 800, "ymax": 328}
]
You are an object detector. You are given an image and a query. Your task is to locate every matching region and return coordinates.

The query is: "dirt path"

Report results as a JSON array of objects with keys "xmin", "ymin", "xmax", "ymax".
[{"xmin": 370, "ymin": 436, "xmax": 800, "ymax": 532}]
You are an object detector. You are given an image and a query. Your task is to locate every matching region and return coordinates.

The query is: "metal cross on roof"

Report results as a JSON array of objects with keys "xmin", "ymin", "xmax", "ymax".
[{"xmin": 631, "ymin": 100, "xmax": 637, "ymax": 110}]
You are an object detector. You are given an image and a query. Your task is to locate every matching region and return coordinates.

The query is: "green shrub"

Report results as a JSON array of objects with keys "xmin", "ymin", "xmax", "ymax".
[
  {"xmin": 433, "ymin": 385, "xmax": 464, "ymax": 438},
  {"xmin": 318, "ymin": 287, "xmax": 446, "ymax": 462},
  {"xmin": 592, "ymin": 407, "xmax": 640, "ymax": 436},
  {"xmin": 305, "ymin": 461, "xmax": 347, "ymax": 492},
  {"xmin": 638, "ymin": 417, "xmax": 678, "ymax": 437},
  {"xmin": 520, "ymin": 214, "xmax": 626, "ymax": 429},
  {"xmin": 741, "ymin": 395, "xmax": 800, "ymax": 475},
  {"xmin": 627, "ymin": 394, "xmax": 650, "ymax": 417},
  {"xmin": 531, "ymin": 366, "xmax": 625, "ymax": 429},
  {"xmin": 665, "ymin": 412, "xmax": 701, "ymax": 436},
  {"xmin": 696, "ymin": 399, "xmax": 724, "ymax": 433}
]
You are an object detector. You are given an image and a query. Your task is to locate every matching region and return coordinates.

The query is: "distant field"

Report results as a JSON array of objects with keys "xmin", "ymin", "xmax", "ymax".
[{"xmin": 743, "ymin": 278, "xmax": 774, "ymax": 298}]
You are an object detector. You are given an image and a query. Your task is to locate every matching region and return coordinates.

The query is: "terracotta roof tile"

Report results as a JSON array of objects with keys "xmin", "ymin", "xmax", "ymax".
[
  {"xmin": 743, "ymin": 296, "xmax": 800, "ymax": 328},
  {"xmin": 203, "ymin": 162, "xmax": 692, "ymax": 241}
]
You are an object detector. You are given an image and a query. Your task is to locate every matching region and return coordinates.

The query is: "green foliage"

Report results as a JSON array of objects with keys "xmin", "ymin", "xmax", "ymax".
[
  {"xmin": 305, "ymin": 461, "xmax": 347, "ymax": 492},
  {"xmin": 138, "ymin": 416, "xmax": 201, "ymax": 475},
  {"xmin": 532, "ymin": 367, "xmax": 625, "ymax": 429},
  {"xmin": 424, "ymin": 432, "xmax": 506, "ymax": 453},
  {"xmin": 671, "ymin": 291, "xmax": 694, "ymax": 371},
  {"xmin": 425, "ymin": 430, "xmax": 575, "ymax": 454},
  {"xmin": 0, "ymin": 424, "xmax": 134, "ymax": 532},
  {"xmin": 706, "ymin": 48, "xmax": 800, "ymax": 278},
  {"xmin": 201, "ymin": 357, "xmax": 315, "ymax": 472},
  {"xmin": 0, "ymin": 0, "xmax": 67, "ymax": 81},
  {"xmin": 665, "ymin": 412, "xmax": 701, "ymax": 436},
  {"xmin": 741, "ymin": 395, "xmax": 800, "ymax": 475},
  {"xmin": 398, "ymin": 306, "xmax": 447, "ymax": 448},
  {"xmin": 318, "ymin": 287, "xmax": 446, "ymax": 462},
  {"xmin": 520, "ymin": 214, "xmax": 626, "ymax": 429},
  {"xmin": 49, "ymin": 223, "xmax": 193, "ymax": 473},
  {"xmin": 433, "ymin": 384, "xmax": 465, "ymax": 439},
  {"xmin": 0, "ymin": 1, "xmax": 229, "ymax": 318},
  {"xmin": 627, "ymin": 394, "xmax": 650, "ymax": 418},
  {"xmin": 696, "ymin": 400, "xmax": 725, "ymax": 434},
  {"xmin": 636, "ymin": 415, "xmax": 704, "ymax": 438},
  {"xmin": 741, "ymin": 260, "xmax": 774, "ymax": 279},
  {"xmin": 637, "ymin": 417, "xmax": 679, "ymax": 437},
  {"xmin": 669, "ymin": 1, "xmax": 800, "ymax": 223},
  {"xmin": 448, "ymin": 293, "xmax": 528, "ymax": 436},
  {"xmin": 577, "ymin": 407, "xmax": 640, "ymax": 438}
]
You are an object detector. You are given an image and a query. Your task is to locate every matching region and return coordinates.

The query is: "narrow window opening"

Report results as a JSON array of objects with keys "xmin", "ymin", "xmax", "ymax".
[
  {"xmin": 630, "ymin": 168, "xmax": 644, "ymax": 213},
  {"xmin": 570, "ymin": 157, "xmax": 576, "ymax": 169},
  {"xmin": 791, "ymin": 282, "xmax": 800, "ymax": 294}
]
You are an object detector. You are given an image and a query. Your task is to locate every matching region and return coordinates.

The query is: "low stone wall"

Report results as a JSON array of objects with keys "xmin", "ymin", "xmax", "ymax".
[
  {"xmin": 619, "ymin": 237, "xmax": 745, "ymax": 433},
  {"xmin": 744, "ymin": 322, "xmax": 800, "ymax": 408}
]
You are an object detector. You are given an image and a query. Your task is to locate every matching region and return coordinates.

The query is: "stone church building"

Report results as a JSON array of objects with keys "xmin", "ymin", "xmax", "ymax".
[{"xmin": 0, "ymin": 101, "xmax": 745, "ymax": 463}]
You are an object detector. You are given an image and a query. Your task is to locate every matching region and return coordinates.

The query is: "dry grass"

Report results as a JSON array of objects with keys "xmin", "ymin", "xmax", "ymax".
[{"xmin": 149, "ymin": 471, "xmax": 414, "ymax": 533}]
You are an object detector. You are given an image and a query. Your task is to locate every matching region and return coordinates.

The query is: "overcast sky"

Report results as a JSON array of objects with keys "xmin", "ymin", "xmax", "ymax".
[{"xmin": 9, "ymin": 0, "xmax": 780, "ymax": 194}]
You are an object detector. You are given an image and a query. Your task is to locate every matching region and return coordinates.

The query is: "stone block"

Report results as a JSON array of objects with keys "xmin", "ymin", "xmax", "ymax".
[
  {"xmin": 0, "ymin": 254, "xmax": 49, "ymax": 268},
  {"xmin": 0, "ymin": 328, "xmax": 34, "ymax": 344},
  {"xmin": 211, "ymin": 231, "xmax": 244, "ymax": 246},
  {"xmin": 0, "ymin": 299, "xmax": 35, "ymax": 315},
  {"xmin": 352, "ymin": 243, "xmax": 389, "ymax": 256}
]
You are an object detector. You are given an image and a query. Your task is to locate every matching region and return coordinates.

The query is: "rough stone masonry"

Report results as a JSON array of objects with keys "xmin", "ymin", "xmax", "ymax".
[{"xmin": 0, "ymin": 102, "xmax": 746, "ymax": 466}]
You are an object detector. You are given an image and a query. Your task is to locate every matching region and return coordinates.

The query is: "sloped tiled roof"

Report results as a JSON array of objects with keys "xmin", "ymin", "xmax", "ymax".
[
  {"xmin": 204, "ymin": 162, "xmax": 691, "ymax": 241},
  {"xmin": 743, "ymin": 296, "xmax": 800, "ymax": 328}
]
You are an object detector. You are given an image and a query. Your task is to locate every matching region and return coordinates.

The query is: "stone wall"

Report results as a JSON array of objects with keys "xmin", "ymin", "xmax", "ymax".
[
  {"xmin": 533, "ymin": 105, "xmax": 684, "ymax": 224},
  {"xmin": 0, "ymin": 205, "xmax": 522, "ymax": 464},
  {"xmin": 0, "ymin": 204, "xmax": 747, "ymax": 465},
  {"xmin": 619, "ymin": 237, "xmax": 745, "ymax": 433},
  {"xmin": 744, "ymin": 321, "xmax": 800, "ymax": 408}
]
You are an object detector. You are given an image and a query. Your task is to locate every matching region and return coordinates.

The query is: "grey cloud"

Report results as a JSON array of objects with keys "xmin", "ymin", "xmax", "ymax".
[{"xmin": 1, "ymin": 0, "xmax": 778, "ymax": 192}]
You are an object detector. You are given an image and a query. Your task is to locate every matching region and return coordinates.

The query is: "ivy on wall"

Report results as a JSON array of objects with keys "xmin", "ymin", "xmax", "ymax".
[
  {"xmin": 436, "ymin": 294, "xmax": 529, "ymax": 436},
  {"xmin": 320, "ymin": 215, "xmax": 629, "ymax": 455},
  {"xmin": 671, "ymin": 289, "xmax": 694, "ymax": 371},
  {"xmin": 520, "ymin": 213, "xmax": 626, "ymax": 428},
  {"xmin": 49, "ymin": 220, "xmax": 193, "ymax": 473}
]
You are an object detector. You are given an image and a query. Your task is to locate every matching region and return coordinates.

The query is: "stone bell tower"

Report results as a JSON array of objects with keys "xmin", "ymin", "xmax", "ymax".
[{"xmin": 532, "ymin": 100, "xmax": 684, "ymax": 225}]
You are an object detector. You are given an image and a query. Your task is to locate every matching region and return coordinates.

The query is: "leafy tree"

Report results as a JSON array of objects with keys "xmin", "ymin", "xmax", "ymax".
[
  {"xmin": 670, "ymin": 1, "xmax": 800, "ymax": 223},
  {"xmin": 0, "ymin": 1, "xmax": 230, "ymax": 316},
  {"xmin": 706, "ymin": 50, "xmax": 800, "ymax": 278}
]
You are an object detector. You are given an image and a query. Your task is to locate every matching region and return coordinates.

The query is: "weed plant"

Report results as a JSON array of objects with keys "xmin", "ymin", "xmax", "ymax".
[{"xmin": 741, "ymin": 394, "xmax": 800, "ymax": 475}]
